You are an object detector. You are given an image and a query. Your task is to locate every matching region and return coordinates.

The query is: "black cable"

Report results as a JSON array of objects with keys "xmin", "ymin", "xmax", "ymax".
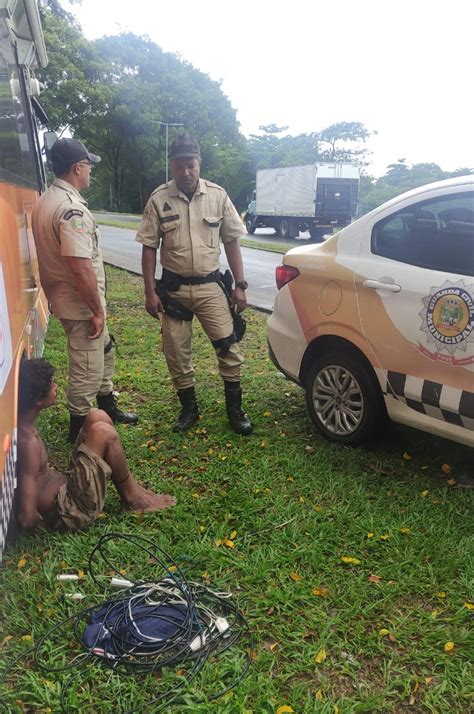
[{"xmin": 2, "ymin": 532, "xmax": 253, "ymax": 713}]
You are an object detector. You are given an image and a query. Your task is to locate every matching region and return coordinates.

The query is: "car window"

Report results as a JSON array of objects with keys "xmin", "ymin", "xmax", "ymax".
[{"xmin": 371, "ymin": 192, "xmax": 474, "ymax": 276}]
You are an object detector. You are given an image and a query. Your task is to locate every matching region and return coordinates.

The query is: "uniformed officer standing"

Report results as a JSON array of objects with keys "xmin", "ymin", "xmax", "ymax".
[
  {"xmin": 136, "ymin": 134, "xmax": 252, "ymax": 435},
  {"xmin": 32, "ymin": 138, "xmax": 138, "ymax": 442}
]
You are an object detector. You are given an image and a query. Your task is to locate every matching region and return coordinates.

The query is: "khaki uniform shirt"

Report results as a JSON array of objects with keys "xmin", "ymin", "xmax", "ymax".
[
  {"xmin": 135, "ymin": 178, "xmax": 245, "ymax": 277},
  {"xmin": 32, "ymin": 178, "xmax": 106, "ymax": 320}
]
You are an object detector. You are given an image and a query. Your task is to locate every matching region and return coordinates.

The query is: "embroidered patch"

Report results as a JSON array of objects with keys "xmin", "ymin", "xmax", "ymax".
[
  {"xmin": 71, "ymin": 217, "xmax": 88, "ymax": 233},
  {"xmin": 63, "ymin": 209, "xmax": 84, "ymax": 221},
  {"xmin": 162, "ymin": 202, "xmax": 172, "ymax": 212}
]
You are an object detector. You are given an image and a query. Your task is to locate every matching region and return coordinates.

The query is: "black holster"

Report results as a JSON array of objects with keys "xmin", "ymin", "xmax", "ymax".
[
  {"xmin": 210, "ymin": 270, "xmax": 247, "ymax": 358},
  {"xmin": 155, "ymin": 279, "xmax": 194, "ymax": 321}
]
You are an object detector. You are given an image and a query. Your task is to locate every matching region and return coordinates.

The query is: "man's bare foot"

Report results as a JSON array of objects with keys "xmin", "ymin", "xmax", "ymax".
[{"xmin": 121, "ymin": 484, "xmax": 176, "ymax": 512}]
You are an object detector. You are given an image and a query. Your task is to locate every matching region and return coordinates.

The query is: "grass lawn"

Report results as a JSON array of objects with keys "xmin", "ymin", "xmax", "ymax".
[{"xmin": 0, "ymin": 266, "xmax": 472, "ymax": 713}]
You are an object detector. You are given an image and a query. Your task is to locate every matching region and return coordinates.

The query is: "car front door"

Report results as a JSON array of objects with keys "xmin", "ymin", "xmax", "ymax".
[{"xmin": 355, "ymin": 188, "xmax": 474, "ymax": 428}]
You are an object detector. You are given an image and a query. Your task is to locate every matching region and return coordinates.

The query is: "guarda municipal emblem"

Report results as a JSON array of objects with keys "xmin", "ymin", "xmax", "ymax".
[{"xmin": 418, "ymin": 280, "xmax": 474, "ymax": 365}]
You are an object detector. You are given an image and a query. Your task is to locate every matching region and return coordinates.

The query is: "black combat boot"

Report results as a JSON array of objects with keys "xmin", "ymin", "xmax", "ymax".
[
  {"xmin": 224, "ymin": 381, "xmax": 253, "ymax": 435},
  {"xmin": 97, "ymin": 392, "xmax": 138, "ymax": 425},
  {"xmin": 68, "ymin": 414, "xmax": 86, "ymax": 443},
  {"xmin": 173, "ymin": 387, "xmax": 199, "ymax": 432}
]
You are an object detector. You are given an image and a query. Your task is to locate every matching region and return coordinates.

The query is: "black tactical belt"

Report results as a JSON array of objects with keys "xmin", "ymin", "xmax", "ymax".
[{"xmin": 162, "ymin": 268, "xmax": 220, "ymax": 287}]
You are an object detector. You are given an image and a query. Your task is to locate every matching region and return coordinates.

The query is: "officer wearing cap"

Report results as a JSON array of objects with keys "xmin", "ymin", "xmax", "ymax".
[
  {"xmin": 32, "ymin": 137, "xmax": 138, "ymax": 442},
  {"xmin": 136, "ymin": 133, "xmax": 252, "ymax": 435}
]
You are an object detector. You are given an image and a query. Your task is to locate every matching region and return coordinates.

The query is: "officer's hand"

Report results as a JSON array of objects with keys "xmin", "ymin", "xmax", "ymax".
[
  {"xmin": 145, "ymin": 293, "xmax": 163, "ymax": 320},
  {"xmin": 232, "ymin": 287, "xmax": 247, "ymax": 313},
  {"xmin": 89, "ymin": 313, "xmax": 105, "ymax": 339}
]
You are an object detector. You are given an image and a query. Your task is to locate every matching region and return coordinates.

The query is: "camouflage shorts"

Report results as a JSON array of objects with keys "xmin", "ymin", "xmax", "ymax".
[{"xmin": 55, "ymin": 444, "xmax": 112, "ymax": 531}]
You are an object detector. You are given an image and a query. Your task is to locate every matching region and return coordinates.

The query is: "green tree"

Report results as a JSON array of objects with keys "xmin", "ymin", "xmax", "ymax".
[{"xmin": 316, "ymin": 121, "xmax": 374, "ymax": 164}]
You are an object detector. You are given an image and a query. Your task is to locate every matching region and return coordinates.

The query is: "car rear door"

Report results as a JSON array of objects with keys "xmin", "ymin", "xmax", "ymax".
[{"xmin": 355, "ymin": 188, "xmax": 474, "ymax": 428}]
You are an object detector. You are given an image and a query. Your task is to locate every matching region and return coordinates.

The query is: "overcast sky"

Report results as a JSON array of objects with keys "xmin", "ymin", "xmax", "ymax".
[{"xmin": 63, "ymin": 0, "xmax": 473, "ymax": 177}]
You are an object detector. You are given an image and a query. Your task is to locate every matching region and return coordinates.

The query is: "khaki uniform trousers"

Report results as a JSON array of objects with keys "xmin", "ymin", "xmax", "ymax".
[
  {"xmin": 60, "ymin": 319, "xmax": 115, "ymax": 415},
  {"xmin": 162, "ymin": 282, "xmax": 243, "ymax": 390}
]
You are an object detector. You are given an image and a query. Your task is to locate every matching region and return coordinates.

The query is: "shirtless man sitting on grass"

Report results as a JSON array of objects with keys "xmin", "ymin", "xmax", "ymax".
[{"xmin": 17, "ymin": 358, "xmax": 175, "ymax": 531}]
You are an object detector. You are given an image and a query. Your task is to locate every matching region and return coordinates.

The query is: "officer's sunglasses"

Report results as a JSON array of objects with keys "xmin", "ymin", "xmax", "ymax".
[{"xmin": 77, "ymin": 161, "xmax": 94, "ymax": 169}]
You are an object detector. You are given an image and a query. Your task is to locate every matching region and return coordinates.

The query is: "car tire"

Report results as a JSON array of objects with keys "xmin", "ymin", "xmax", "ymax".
[
  {"xmin": 245, "ymin": 216, "xmax": 256, "ymax": 234},
  {"xmin": 279, "ymin": 218, "xmax": 290, "ymax": 239},
  {"xmin": 305, "ymin": 350, "xmax": 386, "ymax": 445},
  {"xmin": 309, "ymin": 226, "xmax": 328, "ymax": 242}
]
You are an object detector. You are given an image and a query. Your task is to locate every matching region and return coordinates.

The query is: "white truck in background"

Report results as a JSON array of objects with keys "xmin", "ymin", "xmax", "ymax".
[{"xmin": 244, "ymin": 163, "xmax": 360, "ymax": 241}]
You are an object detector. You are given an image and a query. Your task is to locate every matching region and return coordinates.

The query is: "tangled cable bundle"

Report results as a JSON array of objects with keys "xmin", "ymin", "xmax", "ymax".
[{"xmin": 1, "ymin": 533, "xmax": 253, "ymax": 712}]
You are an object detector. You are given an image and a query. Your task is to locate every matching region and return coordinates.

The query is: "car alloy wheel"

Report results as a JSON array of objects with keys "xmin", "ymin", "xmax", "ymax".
[
  {"xmin": 311, "ymin": 364, "xmax": 363, "ymax": 436},
  {"xmin": 305, "ymin": 350, "xmax": 386, "ymax": 445}
]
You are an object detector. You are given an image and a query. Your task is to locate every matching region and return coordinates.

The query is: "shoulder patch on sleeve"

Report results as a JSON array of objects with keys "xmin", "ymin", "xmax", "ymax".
[{"xmin": 63, "ymin": 209, "xmax": 84, "ymax": 221}]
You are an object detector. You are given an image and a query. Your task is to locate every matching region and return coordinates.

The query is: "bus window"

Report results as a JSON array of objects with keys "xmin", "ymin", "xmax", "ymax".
[{"xmin": 0, "ymin": 53, "xmax": 39, "ymax": 188}]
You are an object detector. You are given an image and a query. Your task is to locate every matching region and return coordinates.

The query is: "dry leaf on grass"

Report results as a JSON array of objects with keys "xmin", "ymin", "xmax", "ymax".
[{"xmin": 315, "ymin": 648, "xmax": 327, "ymax": 663}]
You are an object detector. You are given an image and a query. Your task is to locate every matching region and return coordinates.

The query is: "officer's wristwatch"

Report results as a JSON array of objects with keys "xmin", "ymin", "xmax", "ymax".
[{"xmin": 235, "ymin": 280, "xmax": 248, "ymax": 290}]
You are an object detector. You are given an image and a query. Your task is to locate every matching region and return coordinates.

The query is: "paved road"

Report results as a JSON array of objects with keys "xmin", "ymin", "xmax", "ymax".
[{"xmin": 99, "ymin": 225, "xmax": 283, "ymax": 312}]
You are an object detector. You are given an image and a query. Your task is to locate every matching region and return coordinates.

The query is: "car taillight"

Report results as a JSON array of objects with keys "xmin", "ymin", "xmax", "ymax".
[{"xmin": 276, "ymin": 264, "xmax": 300, "ymax": 290}]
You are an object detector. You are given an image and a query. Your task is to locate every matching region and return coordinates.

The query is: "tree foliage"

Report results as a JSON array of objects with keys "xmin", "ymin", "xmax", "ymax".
[
  {"xmin": 37, "ymin": 5, "xmax": 472, "ymax": 217},
  {"xmin": 358, "ymin": 160, "xmax": 473, "ymax": 215},
  {"xmin": 38, "ymin": 5, "xmax": 250, "ymax": 211}
]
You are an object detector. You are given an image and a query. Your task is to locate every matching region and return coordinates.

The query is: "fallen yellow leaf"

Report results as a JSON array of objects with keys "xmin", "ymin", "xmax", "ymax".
[
  {"xmin": 425, "ymin": 676, "xmax": 433, "ymax": 684},
  {"xmin": 403, "ymin": 452, "xmax": 412, "ymax": 460},
  {"xmin": 444, "ymin": 641, "xmax": 455, "ymax": 652},
  {"xmin": 199, "ymin": 525, "xmax": 205, "ymax": 532},
  {"xmin": 21, "ymin": 635, "xmax": 32, "ymax": 641},
  {"xmin": 421, "ymin": 490, "xmax": 430, "ymax": 497},
  {"xmin": 341, "ymin": 556, "xmax": 361, "ymax": 565},
  {"xmin": 276, "ymin": 707, "xmax": 294, "ymax": 714},
  {"xmin": 399, "ymin": 528, "xmax": 411, "ymax": 535},
  {"xmin": 77, "ymin": 569, "xmax": 85, "ymax": 579},
  {"xmin": 287, "ymin": 476, "xmax": 294, "ymax": 481},
  {"xmin": 17, "ymin": 558, "xmax": 27, "ymax": 569},
  {"xmin": 315, "ymin": 689, "xmax": 323, "ymax": 701},
  {"xmin": 379, "ymin": 534, "xmax": 390, "ymax": 541},
  {"xmin": 312, "ymin": 587, "xmax": 329, "ymax": 597},
  {"xmin": 463, "ymin": 602, "xmax": 474, "ymax": 610},
  {"xmin": 290, "ymin": 571, "xmax": 302, "ymax": 581},
  {"xmin": 215, "ymin": 539, "xmax": 223, "ymax": 546},
  {"xmin": 167, "ymin": 565, "xmax": 177, "ymax": 573},
  {"xmin": 368, "ymin": 574, "xmax": 382, "ymax": 584},
  {"xmin": 0, "ymin": 635, "xmax": 13, "ymax": 648},
  {"xmin": 379, "ymin": 628, "xmax": 390, "ymax": 637},
  {"xmin": 223, "ymin": 539, "xmax": 235, "ymax": 548},
  {"xmin": 315, "ymin": 648, "xmax": 327, "ymax": 663},
  {"xmin": 230, "ymin": 530, "xmax": 237, "ymax": 540},
  {"xmin": 367, "ymin": 532, "xmax": 375, "ymax": 539},
  {"xmin": 263, "ymin": 410, "xmax": 272, "ymax": 417},
  {"xmin": 334, "ymin": 706, "xmax": 340, "ymax": 714},
  {"xmin": 441, "ymin": 463, "xmax": 452, "ymax": 475},
  {"xmin": 437, "ymin": 591, "xmax": 447, "ymax": 598}
]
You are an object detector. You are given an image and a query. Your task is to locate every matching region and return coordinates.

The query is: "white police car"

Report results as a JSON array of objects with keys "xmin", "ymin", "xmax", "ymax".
[{"xmin": 267, "ymin": 176, "xmax": 474, "ymax": 446}]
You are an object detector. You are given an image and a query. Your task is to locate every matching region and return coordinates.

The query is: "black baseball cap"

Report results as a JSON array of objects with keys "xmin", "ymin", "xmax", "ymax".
[
  {"xmin": 51, "ymin": 138, "xmax": 101, "ymax": 173},
  {"xmin": 169, "ymin": 134, "xmax": 201, "ymax": 160}
]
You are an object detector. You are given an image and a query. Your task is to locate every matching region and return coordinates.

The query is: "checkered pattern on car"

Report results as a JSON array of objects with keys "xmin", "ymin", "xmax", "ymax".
[
  {"xmin": 378, "ymin": 371, "xmax": 474, "ymax": 430},
  {"xmin": 0, "ymin": 432, "xmax": 17, "ymax": 562}
]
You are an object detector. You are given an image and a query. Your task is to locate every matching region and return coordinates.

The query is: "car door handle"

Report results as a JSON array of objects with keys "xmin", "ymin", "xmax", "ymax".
[{"xmin": 363, "ymin": 279, "xmax": 401, "ymax": 293}]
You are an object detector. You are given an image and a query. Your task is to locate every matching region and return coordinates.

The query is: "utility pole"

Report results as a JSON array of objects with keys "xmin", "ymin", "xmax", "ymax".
[{"xmin": 152, "ymin": 121, "xmax": 184, "ymax": 183}]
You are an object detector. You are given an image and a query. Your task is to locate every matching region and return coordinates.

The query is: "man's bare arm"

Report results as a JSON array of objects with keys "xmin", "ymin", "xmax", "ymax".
[
  {"xmin": 223, "ymin": 239, "xmax": 247, "ymax": 313},
  {"xmin": 64, "ymin": 256, "xmax": 105, "ymax": 338},
  {"xmin": 17, "ymin": 439, "xmax": 43, "ymax": 529},
  {"xmin": 141, "ymin": 245, "xmax": 163, "ymax": 319}
]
